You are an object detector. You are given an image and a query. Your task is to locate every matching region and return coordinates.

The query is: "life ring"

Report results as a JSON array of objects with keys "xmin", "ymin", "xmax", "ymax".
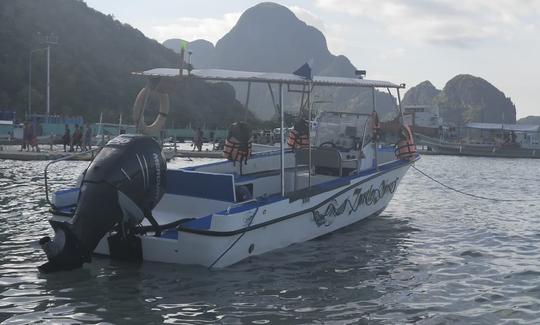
[{"xmin": 132, "ymin": 87, "xmax": 170, "ymax": 135}]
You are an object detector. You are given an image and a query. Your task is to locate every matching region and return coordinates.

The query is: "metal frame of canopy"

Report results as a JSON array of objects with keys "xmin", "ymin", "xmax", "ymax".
[{"xmin": 133, "ymin": 67, "xmax": 407, "ymax": 197}]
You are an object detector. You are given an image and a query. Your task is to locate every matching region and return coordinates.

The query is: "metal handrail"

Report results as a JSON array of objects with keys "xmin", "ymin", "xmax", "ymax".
[
  {"xmin": 44, "ymin": 148, "xmax": 101, "ymax": 208},
  {"xmin": 361, "ymin": 115, "xmax": 372, "ymax": 151}
]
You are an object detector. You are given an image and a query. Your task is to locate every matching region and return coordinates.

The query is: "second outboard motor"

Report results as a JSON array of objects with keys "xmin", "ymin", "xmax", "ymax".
[{"xmin": 39, "ymin": 134, "xmax": 166, "ymax": 273}]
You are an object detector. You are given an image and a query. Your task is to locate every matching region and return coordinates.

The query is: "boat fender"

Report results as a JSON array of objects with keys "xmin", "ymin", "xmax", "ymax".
[
  {"xmin": 223, "ymin": 122, "xmax": 252, "ymax": 165},
  {"xmin": 395, "ymin": 125, "xmax": 417, "ymax": 160},
  {"xmin": 38, "ymin": 134, "xmax": 167, "ymax": 272},
  {"xmin": 287, "ymin": 119, "xmax": 310, "ymax": 150},
  {"xmin": 132, "ymin": 87, "xmax": 170, "ymax": 135}
]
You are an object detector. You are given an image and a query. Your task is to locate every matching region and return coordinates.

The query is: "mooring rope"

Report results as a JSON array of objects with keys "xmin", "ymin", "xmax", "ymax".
[
  {"xmin": 208, "ymin": 205, "xmax": 260, "ymax": 269},
  {"xmin": 412, "ymin": 165, "xmax": 537, "ymax": 202}
]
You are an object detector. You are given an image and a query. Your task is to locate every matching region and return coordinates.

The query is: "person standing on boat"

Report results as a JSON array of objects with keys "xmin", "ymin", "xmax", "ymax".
[
  {"xmin": 62, "ymin": 124, "xmax": 71, "ymax": 152},
  {"xmin": 84, "ymin": 123, "xmax": 92, "ymax": 150}
]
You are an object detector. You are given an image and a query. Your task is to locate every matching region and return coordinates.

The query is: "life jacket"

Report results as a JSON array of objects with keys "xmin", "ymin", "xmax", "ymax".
[
  {"xmin": 287, "ymin": 119, "xmax": 310, "ymax": 150},
  {"xmin": 223, "ymin": 122, "xmax": 252, "ymax": 164},
  {"xmin": 395, "ymin": 125, "xmax": 417, "ymax": 160},
  {"xmin": 372, "ymin": 111, "xmax": 381, "ymax": 142}
]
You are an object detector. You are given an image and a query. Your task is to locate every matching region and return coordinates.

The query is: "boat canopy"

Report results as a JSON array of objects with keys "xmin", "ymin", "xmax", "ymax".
[
  {"xmin": 133, "ymin": 68, "xmax": 403, "ymax": 89},
  {"xmin": 466, "ymin": 123, "xmax": 540, "ymax": 133}
]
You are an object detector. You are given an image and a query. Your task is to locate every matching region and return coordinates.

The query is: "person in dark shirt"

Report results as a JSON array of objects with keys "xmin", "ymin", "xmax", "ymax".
[
  {"xmin": 63, "ymin": 124, "xmax": 71, "ymax": 152},
  {"xmin": 72, "ymin": 124, "xmax": 83, "ymax": 152}
]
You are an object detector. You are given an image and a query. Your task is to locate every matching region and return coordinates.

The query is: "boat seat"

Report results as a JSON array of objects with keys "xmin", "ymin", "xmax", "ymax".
[{"xmin": 295, "ymin": 148, "xmax": 343, "ymax": 176}]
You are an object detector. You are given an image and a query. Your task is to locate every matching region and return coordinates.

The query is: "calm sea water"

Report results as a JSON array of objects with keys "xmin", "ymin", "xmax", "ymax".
[{"xmin": 0, "ymin": 155, "xmax": 539, "ymax": 324}]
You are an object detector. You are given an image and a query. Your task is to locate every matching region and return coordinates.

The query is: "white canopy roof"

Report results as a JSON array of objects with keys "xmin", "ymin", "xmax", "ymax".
[
  {"xmin": 466, "ymin": 122, "xmax": 540, "ymax": 132},
  {"xmin": 133, "ymin": 68, "xmax": 403, "ymax": 89}
]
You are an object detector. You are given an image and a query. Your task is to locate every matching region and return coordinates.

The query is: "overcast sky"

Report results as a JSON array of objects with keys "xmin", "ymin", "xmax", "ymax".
[{"xmin": 85, "ymin": 0, "xmax": 539, "ymax": 119}]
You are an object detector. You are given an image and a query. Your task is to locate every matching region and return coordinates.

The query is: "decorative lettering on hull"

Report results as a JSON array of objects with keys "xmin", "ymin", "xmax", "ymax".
[{"xmin": 312, "ymin": 178, "xmax": 399, "ymax": 227}]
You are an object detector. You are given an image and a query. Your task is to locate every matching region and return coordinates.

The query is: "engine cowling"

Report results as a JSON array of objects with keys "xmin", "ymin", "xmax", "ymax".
[{"xmin": 39, "ymin": 134, "xmax": 166, "ymax": 273}]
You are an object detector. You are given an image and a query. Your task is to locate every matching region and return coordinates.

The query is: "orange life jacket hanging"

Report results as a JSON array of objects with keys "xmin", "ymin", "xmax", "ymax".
[
  {"xmin": 287, "ymin": 119, "xmax": 310, "ymax": 150},
  {"xmin": 223, "ymin": 122, "xmax": 252, "ymax": 165},
  {"xmin": 395, "ymin": 125, "xmax": 417, "ymax": 160}
]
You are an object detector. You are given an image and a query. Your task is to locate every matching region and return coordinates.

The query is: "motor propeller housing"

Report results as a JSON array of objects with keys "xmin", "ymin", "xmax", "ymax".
[{"xmin": 39, "ymin": 134, "xmax": 166, "ymax": 273}]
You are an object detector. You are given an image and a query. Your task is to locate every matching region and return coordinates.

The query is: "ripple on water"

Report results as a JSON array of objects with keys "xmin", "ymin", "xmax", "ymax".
[{"xmin": 1, "ymin": 156, "xmax": 540, "ymax": 324}]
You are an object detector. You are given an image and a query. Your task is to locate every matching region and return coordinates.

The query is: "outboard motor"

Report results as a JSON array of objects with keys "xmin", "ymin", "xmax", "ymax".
[{"xmin": 39, "ymin": 134, "xmax": 166, "ymax": 273}]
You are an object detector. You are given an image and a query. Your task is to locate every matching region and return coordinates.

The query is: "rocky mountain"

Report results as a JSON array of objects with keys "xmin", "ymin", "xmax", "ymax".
[
  {"xmin": 163, "ymin": 38, "xmax": 216, "ymax": 69},
  {"xmin": 403, "ymin": 75, "xmax": 516, "ymax": 124},
  {"xmin": 163, "ymin": 2, "xmax": 397, "ymax": 120},
  {"xmin": 402, "ymin": 81, "xmax": 441, "ymax": 109},
  {"xmin": 0, "ymin": 0, "xmax": 247, "ymax": 127},
  {"xmin": 517, "ymin": 116, "xmax": 540, "ymax": 125},
  {"xmin": 435, "ymin": 75, "xmax": 516, "ymax": 124}
]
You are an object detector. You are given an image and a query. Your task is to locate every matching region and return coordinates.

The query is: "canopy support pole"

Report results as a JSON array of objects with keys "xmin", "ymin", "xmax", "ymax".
[
  {"xmin": 372, "ymin": 87, "xmax": 378, "ymax": 170},
  {"xmin": 280, "ymin": 83, "xmax": 285, "ymax": 196},
  {"xmin": 267, "ymin": 83, "xmax": 278, "ymax": 117},
  {"xmin": 243, "ymin": 82, "xmax": 251, "ymax": 122},
  {"xmin": 307, "ymin": 82, "xmax": 312, "ymax": 190}
]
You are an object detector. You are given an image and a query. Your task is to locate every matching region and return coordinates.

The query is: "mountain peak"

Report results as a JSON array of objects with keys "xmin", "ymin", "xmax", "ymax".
[
  {"xmin": 214, "ymin": 2, "xmax": 332, "ymax": 72},
  {"xmin": 437, "ymin": 74, "xmax": 516, "ymax": 124},
  {"xmin": 402, "ymin": 80, "xmax": 441, "ymax": 107}
]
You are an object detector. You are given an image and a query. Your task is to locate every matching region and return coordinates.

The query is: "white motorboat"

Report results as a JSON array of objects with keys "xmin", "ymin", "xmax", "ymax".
[{"xmin": 37, "ymin": 65, "xmax": 418, "ymax": 272}]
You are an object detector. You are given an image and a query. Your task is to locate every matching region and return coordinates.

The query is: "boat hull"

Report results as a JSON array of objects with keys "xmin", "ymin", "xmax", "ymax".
[{"xmin": 93, "ymin": 160, "xmax": 411, "ymax": 268}]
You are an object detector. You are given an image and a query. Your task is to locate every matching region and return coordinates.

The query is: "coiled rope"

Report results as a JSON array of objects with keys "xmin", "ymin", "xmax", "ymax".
[{"xmin": 412, "ymin": 165, "xmax": 537, "ymax": 202}]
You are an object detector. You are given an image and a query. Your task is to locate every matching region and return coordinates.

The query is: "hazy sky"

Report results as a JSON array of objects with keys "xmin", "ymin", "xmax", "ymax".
[{"xmin": 85, "ymin": 0, "xmax": 539, "ymax": 118}]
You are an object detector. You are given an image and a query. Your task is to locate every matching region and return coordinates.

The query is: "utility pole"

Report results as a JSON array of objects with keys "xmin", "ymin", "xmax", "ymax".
[
  {"xmin": 28, "ymin": 48, "xmax": 46, "ymax": 116},
  {"xmin": 43, "ymin": 33, "xmax": 58, "ymax": 122}
]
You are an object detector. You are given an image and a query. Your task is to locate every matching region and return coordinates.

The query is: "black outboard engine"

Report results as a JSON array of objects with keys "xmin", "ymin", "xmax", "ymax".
[{"xmin": 39, "ymin": 134, "xmax": 166, "ymax": 273}]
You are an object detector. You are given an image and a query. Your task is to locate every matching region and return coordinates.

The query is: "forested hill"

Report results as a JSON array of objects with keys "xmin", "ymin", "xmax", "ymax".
[{"xmin": 0, "ymin": 0, "xmax": 247, "ymax": 128}]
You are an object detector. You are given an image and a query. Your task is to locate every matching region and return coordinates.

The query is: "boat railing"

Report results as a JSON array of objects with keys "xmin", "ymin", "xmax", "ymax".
[
  {"xmin": 44, "ymin": 147, "xmax": 101, "ymax": 208},
  {"xmin": 225, "ymin": 198, "xmax": 259, "ymax": 215}
]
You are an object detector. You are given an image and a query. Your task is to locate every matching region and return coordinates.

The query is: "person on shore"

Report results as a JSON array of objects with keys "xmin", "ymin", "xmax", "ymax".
[
  {"xmin": 192, "ymin": 128, "xmax": 199, "ymax": 151},
  {"xmin": 32, "ymin": 121, "xmax": 41, "ymax": 152},
  {"xmin": 71, "ymin": 124, "xmax": 82, "ymax": 152},
  {"xmin": 196, "ymin": 128, "xmax": 204, "ymax": 152},
  {"xmin": 20, "ymin": 121, "xmax": 28, "ymax": 151},
  {"xmin": 84, "ymin": 124, "xmax": 92, "ymax": 150},
  {"xmin": 62, "ymin": 124, "xmax": 71, "ymax": 152}
]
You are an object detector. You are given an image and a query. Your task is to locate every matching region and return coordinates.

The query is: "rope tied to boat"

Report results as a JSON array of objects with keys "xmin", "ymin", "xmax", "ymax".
[
  {"xmin": 412, "ymin": 165, "xmax": 537, "ymax": 202},
  {"xmin": 208, "ymin": 203, "xmax": 260, "ymax": 269}
]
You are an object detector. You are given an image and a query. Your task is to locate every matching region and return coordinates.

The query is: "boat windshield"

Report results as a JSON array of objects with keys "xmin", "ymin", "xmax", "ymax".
[{"xmin": 313, "ymin": 112, "xmax": 372, "ymax": 150}]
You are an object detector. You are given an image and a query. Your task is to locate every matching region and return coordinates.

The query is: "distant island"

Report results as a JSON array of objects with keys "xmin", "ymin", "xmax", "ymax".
[{"xmin": 403, "ymin": 75, "xmax": 517, "ymax": 124}]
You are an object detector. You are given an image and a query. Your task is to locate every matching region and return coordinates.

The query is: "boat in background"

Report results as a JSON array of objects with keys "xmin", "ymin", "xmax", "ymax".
[
  {"xmin": 417, "ymin": 122, "xmax": 540, "ymax": 158},
  {"xmin": 37, "ymin": 63, "xmax": 418, "ymax": 272}
]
